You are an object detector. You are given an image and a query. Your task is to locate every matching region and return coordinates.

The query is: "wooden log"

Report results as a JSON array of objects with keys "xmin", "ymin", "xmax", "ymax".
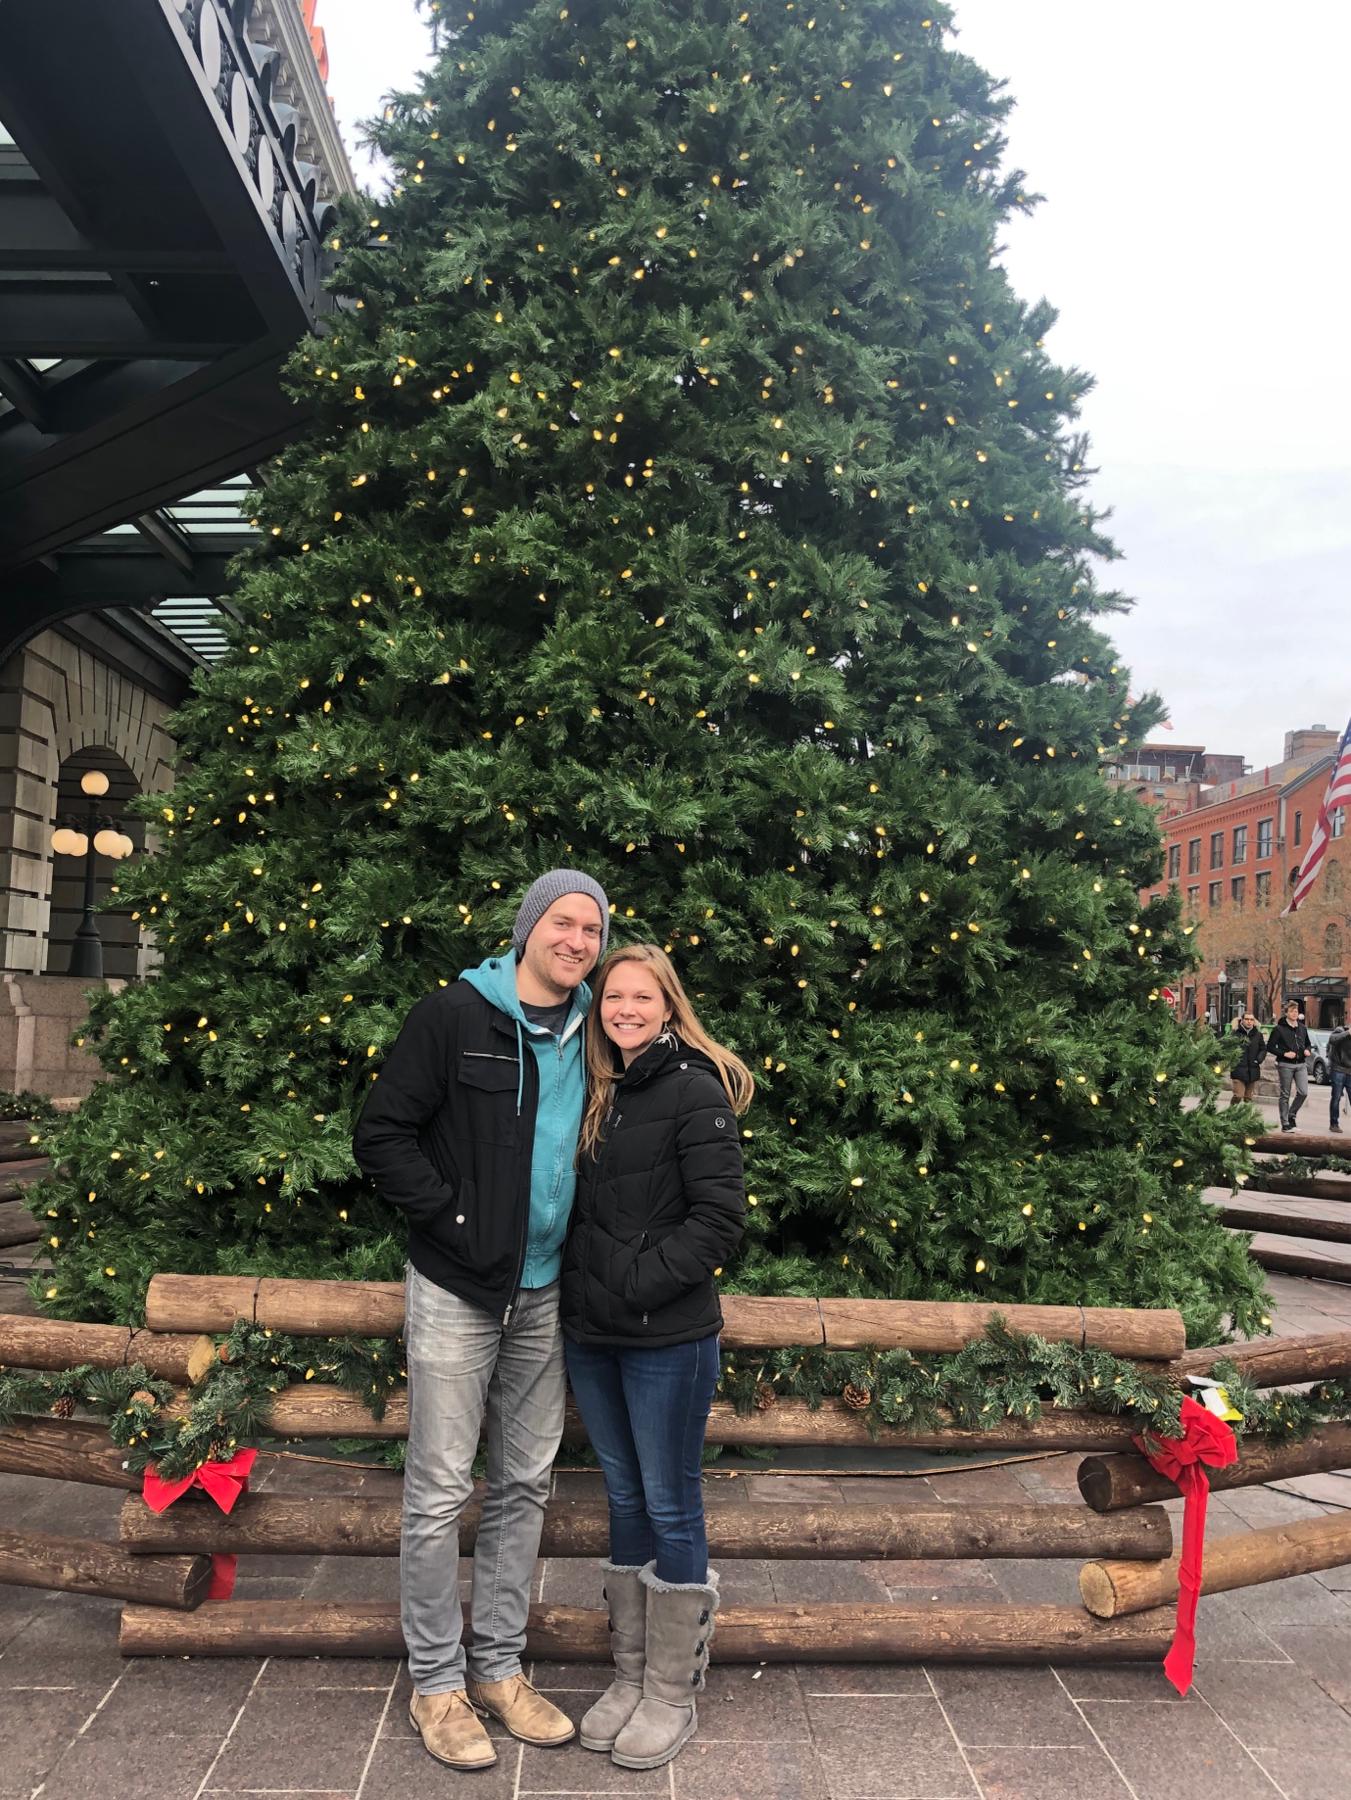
[
  {"xmin": 1245, "ymin": 1233, "xmax": 1351, "ymax": 1281},
  {"xmin": 119, "ymin": 1597, "xmax": 1175, "ymax": 1663},
  {"xmin": 1080, "ymin": 1512, "xmax": 1351, "ymax": 1618},
  {"xmin": 1243, "ymin": 1174, "xmax": 1351, "ymax": 1204},
  {"xmin": 118, "ymin": 1491, "xmax": 1173, "ymax": 1563},
  {"xmin": 145, "ymin": 1273, "xmax": 1183, "ymax": 1358},
  {"xmin": 1219, "ymin": 1200, "xmax": 1351, "ymax": 1245},
  {"xmin": 1175, "ymin": 1331, "xmax": 1351, "ymax": 1388},
  {"xmin": 0, "ymin": 1526, "xmax": 211, "ymax": 1609},
  {"xmin": 143, "ymin": 1274, "xmax": 262, "ymax": 1334},
  {"xmin": 236, "ymin": 1385, "xmax": 1141, "ymax": 1452},
  {"xmin": 0, "ymin": 1415, "xmax": 286, "ymax": 1492},
  {"xmin": 1253, "ymin": 1130, "xmax": 1351, "ymax": 1158},
  {"xmin": 1078, "ymin": 1421, "xmax": 1351, "ymax": 1512},
  {"xmin": 804, "ymin": 1299, "xmax": 1184, "ymax": 1359},
  {"xmin": 0, "ymin": 1416, "xmax": 141, "ymax": 1489},
  {"xmin": 0, "ymin": 1314, "xmax": 215, "ymax": 1385},
  {"xmin": 0, "ymin": 1122, "xmax": 43, "ymax": 1157},
  {"xmin": 0, "ymin": 1203, "xmax": 40, "ymax": 1249}
]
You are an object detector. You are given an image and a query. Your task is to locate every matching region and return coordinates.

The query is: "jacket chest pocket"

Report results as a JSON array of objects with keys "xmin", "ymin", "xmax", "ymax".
[{"xmin": 456, "ymin": 1051, "xmax": 519, "ymax": 1144}]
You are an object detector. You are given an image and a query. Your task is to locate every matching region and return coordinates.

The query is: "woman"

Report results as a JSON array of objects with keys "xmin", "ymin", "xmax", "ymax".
[
  {"xmin": 1228, "ymin": 1009, "xmax": 1266, "ymax": 1105},
  {"xmin": 560, "ymin": 944, "xmax": 752, "ymax": 1771}
]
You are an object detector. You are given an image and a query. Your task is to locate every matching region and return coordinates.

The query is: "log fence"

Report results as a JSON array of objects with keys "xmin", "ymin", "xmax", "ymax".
[{"xmin": 1, "ymin": 1279, "xmax": 1348, "ymax": 1670}]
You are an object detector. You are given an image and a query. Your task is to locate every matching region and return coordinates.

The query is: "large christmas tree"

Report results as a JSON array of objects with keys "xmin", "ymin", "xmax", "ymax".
[{"xmin": 37, "ymin": 0, "xmax": 1264, "ymax": 1343}]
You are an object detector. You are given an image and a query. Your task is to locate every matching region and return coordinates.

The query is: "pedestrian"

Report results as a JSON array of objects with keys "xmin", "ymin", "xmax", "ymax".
[
  {"xmin": 1228, "ymin": 1009, "xmax": 1266, "ymax": 1105},
  {"xmin": 1267, "ymin": 999, "xmax": 1312, "ymax": 1132},
  {"xmin": 560, "ymin": 944, "xmax": 751, "ymax": 1771},
  {"xmin": 353, "ymin": 870, "xmax": 609, "ymax": 1772},
  {"xmin": 1328, "ymin": 1018, "xmax": 1351, "ymax": 1132}
]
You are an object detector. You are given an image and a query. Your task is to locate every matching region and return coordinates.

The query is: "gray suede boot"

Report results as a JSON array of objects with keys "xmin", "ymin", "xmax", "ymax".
[
  {"xmin": 610, "ymin": 1565, "xmax": 719, "ymax": 1770},
  {"xmin": 579, "ymin": 1562, "xmax": 647, "ymax": 1753}
]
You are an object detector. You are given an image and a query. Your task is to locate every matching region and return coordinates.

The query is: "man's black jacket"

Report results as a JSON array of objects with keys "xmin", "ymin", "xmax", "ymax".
[
  {"xmin": 561, "ymin": 1036, "xmax": 746, "ymax": 1348},
  {"xmin": 353, "ymin": 983, "xmax": 549, "ymax": 1319},
  {"xmin": 1230, "ymin": 1022, "xmax": 1267, "ymax": 1085},
  {"xmin": 1267, "ymin": 1018, "xmax": 1311, "ymax": 1063}
]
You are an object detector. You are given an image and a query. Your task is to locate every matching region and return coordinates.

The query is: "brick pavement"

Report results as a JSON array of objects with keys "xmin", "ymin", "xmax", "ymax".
[{"xmin": 1, "ymin": 1270, "xmax": 1348, "ymax": 1799}]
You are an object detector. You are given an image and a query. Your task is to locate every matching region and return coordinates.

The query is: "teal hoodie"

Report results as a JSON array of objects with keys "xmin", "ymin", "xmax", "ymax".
[{"xmin": 459, "ymin": 950, "xmax": 590, "ymax": 1290}]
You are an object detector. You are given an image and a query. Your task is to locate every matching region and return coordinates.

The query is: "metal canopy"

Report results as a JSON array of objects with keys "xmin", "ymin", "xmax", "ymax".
[{"xmin": 0, "ymin": 0, "xmax": 341, "ymax": 661}]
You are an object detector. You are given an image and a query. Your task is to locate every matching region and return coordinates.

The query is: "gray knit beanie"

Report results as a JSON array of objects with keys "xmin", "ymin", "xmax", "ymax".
[{"xmin": 512, "ymin": 869, "xmax": 611, "ymax": 959}]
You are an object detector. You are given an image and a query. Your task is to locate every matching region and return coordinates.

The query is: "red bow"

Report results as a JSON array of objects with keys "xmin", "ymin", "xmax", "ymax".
[
  {"xmin": 141, "ymin": 1449, "xmax": 258, "ymax": 1601},
  {"xmin": 1135, "ymin": 1395, "xmax": 1238, "ymax": 1694}
]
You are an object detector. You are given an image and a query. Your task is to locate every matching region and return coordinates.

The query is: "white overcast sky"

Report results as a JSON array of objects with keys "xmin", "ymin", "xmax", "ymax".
[{"xmin": 314, "ymin": 0, "xmax": 1351, "ymax": 773}]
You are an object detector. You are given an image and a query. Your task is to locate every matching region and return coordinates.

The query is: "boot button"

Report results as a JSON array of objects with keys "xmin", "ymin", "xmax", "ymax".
[
  {"xmin": 691, "ymin": 1671, "xmax": 701, "ymax": 1685},
  {"xmin": 455, "ymin": 1214, "xmax": 466, "ymax": 1224},
  {"xmin": 698, "ymin": 1609, "xmax": 710, "ymax": 1624}
]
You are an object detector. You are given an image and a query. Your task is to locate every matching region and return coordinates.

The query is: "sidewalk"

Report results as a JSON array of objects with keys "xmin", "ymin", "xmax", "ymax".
[{"xmin": 1, "ymin": 1270, "xmax": 1348, "ymax": 1800}]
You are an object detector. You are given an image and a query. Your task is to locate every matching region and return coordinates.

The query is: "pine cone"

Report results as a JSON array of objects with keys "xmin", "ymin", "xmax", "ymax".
[
  {"xmin": 753, "ymin": 1379, "xmax": 777, "ymax": 1412},
  {"xmin": 842, "ymin": 1383, "xmax": 872, "ymax": 1412},
  {"xmin": 129, "ymin": 1389, "xmax": 157, "ymax": 1408},
  {"xmin": 49, "ymin": 1394, "xmax": 75, "ymax": 1419}
]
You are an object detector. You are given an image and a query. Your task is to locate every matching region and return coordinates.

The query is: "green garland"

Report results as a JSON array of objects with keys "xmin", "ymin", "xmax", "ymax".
[{"xmin": 3, "ymin": 1318, "xmax": 1348, "ymax": 1481}]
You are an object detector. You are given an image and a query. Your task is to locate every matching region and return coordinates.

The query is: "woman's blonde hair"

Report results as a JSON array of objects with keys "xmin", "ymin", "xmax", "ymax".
[{"xmin": 580, "ymin": 944, "xmax": 755, "ymax": 1157}]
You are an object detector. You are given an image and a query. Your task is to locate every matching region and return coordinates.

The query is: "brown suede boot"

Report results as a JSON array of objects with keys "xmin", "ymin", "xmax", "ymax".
[
  {"xmin": 409, "ymin": 1689, "xmax": 496, "ymax": 1770},
  {"xmin": 580, "ymin": 1561, "xmax": 646, "ymax": 1752},
  {"xmin": 466, "ymin": 1673, "xmax": 576, "ymax": 1746},
  {"xmin": 610, "ymin": 1566, "xmax": 719, "ymax": 1770}
]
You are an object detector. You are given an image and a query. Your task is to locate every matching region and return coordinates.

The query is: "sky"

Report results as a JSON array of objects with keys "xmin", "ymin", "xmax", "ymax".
[{"xmin": 313, "ymin": 0, "xmax": 1351, "ymax": 773}]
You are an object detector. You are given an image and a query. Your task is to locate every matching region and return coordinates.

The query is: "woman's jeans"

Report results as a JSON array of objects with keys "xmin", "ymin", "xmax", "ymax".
[
  {"xmin": 565, "ymin": 1334, "xmax": 721, "ymax": 1584},
  {"xmin": 401, "ymin": 1265, "xmax": 566, "ymax": 1695}
]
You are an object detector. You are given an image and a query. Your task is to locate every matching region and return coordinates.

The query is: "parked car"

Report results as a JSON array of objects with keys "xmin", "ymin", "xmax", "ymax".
[{"xmin": 1308, "ymin": 1029, "xmax": 1332, "ymax": 1085}]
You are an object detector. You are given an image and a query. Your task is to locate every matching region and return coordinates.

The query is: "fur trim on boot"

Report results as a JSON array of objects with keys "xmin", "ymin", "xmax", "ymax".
[
  {"xmin": 579, "ymin": 1562, "xmax": 647, "ymax": 1753},
  {"xmin": 610, "ymin": 1566, "xmax": 720, "ymax": 1770}
]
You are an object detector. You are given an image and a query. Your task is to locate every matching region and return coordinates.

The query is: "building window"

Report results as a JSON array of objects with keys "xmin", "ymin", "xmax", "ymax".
[
  {"xmin": 1208, "ymin": 881, "xmax": 1221, "ymax": 908},
  {"xmin": 1188, "ymin": 838, "xmax": 1201, "ymax": 874},
  {"xmin": 1231, "ymin": 876, "xmax": 1245, "ymax": 907},
  {"xmin": 1232, "ymin": 825, "xmax": 1247, "ymax": 863},
  {"xmin": 1210, "ymin": 832, "xmax": 1224, "ymax": 870},
  {"xmin": 1167, "ymin": 844, "xmax": 1181, "ymax": 880},
  {"xmin": 1257, "ymin": 818, "xmax": 1273, "ymax": 858},
  {"xmin": 1333, "ymin": 807, "xmax": 1346, "ymax": 839},
  {"xmin": 1187, "ymin": 885, "xmax": 1201, "ymax": 913},
  {"xmin": 1326, "ymin": 860, "xmax": 1343, "ymax": 902},
  {"xmin": 1255, "ymin": 870, "xmax": 1271, "ymax": 909},
  {"xmin": 1326, "ymin": 923, "xmax": 1345, "ymax": 966},
  {"xmin": 1294, "ymin": 810, "xmax": 1303, "ymax": 846}
]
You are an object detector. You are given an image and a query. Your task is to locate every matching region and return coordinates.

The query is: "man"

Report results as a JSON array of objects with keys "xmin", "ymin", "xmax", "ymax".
[
  {"xmin": 1328, "ymin": 1018, "xmax": 1351, "ymax": 1132},
  {"xmin": 354, "ymin": 870, "xmax": 609, "ymax": 1771},
  {"xmin": 1228, "ymin": 1009, "xmax": 1266, "ymax": 1105},
  {"xmin": 1267, "ymin": 999, "xmax": 1312, "ymax": 1132}
]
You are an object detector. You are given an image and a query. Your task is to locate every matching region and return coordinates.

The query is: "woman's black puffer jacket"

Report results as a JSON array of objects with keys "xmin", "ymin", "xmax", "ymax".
[{"xmin": 561, "ymin": 1035, "xmax": 746, "ymax": 1348}]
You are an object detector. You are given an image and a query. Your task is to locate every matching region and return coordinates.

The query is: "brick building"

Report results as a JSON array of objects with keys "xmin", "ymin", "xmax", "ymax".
[{"xmin": 1141, "ymin": 729, "xmax": 1349, "ymax": 1028}]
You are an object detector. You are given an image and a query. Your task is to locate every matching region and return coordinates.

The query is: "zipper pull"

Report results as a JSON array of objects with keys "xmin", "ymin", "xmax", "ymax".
[{"xmin": 502, "ymin": 1302, "xmax": 513, "ymax": 1327}]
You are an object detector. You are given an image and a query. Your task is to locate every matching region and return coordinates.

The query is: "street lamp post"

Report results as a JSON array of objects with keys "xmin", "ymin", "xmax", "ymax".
[
  {"xmin": 1216, "ymin": 966, "xmax": 1230, "ymax": 1034},
  {"xmin": 50, "ymin": 770, "xmax": 135, "ymax": 979}
]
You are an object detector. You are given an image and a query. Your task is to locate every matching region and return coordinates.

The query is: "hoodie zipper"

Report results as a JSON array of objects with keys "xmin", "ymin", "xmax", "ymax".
[{"xmin": 501, "ymin": 1035, "xmax": 539, "ymax": 1327}]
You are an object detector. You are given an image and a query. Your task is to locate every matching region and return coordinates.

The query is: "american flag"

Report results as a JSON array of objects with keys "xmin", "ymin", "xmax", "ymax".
[{"xmin": 1283, "ymin": 716, "xmax": 1351, "ymax": 916}]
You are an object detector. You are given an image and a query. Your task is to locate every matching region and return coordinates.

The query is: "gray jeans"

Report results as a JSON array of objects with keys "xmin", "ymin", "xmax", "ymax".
[
  {"xmin": 401, "ymin": 1265, "xmax": 565, "ymax": 1694},
  {"xmin": 1277, "ymin": 1061, "xmax": 1309, "ymax": 1125}
]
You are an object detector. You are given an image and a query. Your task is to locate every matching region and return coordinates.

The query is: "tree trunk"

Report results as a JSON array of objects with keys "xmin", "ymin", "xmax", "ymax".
[
  {"xmin": 143, "ymin": 1273, "xmax": 1183, "ymax": 1358},
  {"xmin": 119, "ymin": 1598, "xmax": 1174, "ymax": 1662},
  {"xmin": 1080, "ymin": 1512, "xmax": 1351, "ymax": 1618},
  {"xmin": 0, "ymin": 1314, "xmax": 215, "ymax": 1385},
  {"xmin": 1077, "ymin": 1422, "xmax": 1351, "ymax": 1512},
  {"xmin": 232, "ymin": 1384, "xmax": 1140, "ymax": 1451},
  {"xmin": 0, "ymin": 1527, "xmax": 211, "ymax": 1609},
  {"xmin": 1174, "ymin": 1331, "xmax": 1351, "ymax": 1388},
  {"xmin": 118, "ymin": 1491, "xmax": 1172, "ymax": 1562}
]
